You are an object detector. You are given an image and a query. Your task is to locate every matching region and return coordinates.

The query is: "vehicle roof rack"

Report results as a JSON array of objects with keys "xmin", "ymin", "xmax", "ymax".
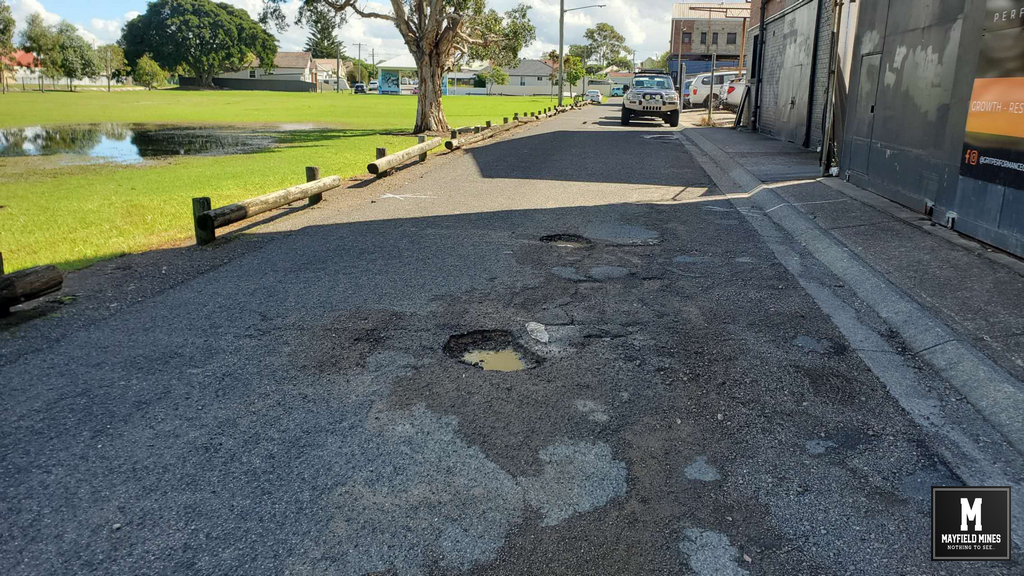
[{"xmin": 637, "ymin": 69, "xmax": 668, "ymax": 75}]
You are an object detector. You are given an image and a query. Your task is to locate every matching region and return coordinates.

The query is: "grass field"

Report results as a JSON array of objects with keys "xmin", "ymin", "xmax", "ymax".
[{"xmin": 0, "ymin": 90, "xmax": 559, "ymax": 272}]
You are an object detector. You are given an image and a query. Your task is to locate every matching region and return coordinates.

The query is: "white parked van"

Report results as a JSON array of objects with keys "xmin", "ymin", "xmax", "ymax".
[{"xmin": 690, "ymin": 71, "xmax": 740, "ymax": 108}]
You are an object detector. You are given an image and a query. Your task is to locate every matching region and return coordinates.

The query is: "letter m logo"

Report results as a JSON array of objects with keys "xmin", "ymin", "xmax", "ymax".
[{"xmin": 961, "ymin": 498, "xmax": 982, "ymax": 531}]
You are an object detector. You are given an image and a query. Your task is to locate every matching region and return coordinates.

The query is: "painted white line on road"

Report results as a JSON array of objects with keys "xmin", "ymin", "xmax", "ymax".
[{"xmin": 379, "ymin": 194, "xmax": 438, "ymax": 200}]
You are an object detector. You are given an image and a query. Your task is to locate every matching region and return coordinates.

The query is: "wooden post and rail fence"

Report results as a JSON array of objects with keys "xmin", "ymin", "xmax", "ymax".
[
  {"xmin": 0, "ymin": 252, "xmax": 64, "ymax": 316},
  {"xmin": 189, "ymin": 102, "xmax": 590, "ymax": 246}
]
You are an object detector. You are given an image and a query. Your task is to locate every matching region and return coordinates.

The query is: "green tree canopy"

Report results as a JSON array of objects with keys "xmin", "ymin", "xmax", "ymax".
[
  {"xmin": 477, "ymin": 66, "xmax": 508, "ymax": 94},
  {"xmin": 302, "ymin": 3, "xmax": 346, "ymax": 59},
  {"xmin": 568, "ymin": 44, "xmax": 594, "ymax": 64},
  {"xmin": 0, "ymin": 1, "xmax": 15, "ymax": 94},
  {"xmin": 19, "ymin": 12, "xmax": 57, "ymax": 90},
  {"xmin": 133, "ymin": 54, "xmax": 168, "ymax": 90},
  {"xmin": 96, "ymin": 44, "xmax": 128, "ymax": 92},
  {"xmin": 53, "ymin": 21, "xmax": 99, "ymax": 90},
  {"xmin": 584, "ymin": 22, "xmax": 628, "ymax": 67},
  {"xmin": 607, "ymin": 55, "xmax": 632, "ymax": 72},
  {"xmin": 120, "ymin": 0, "xmax": 278, "ymax": 88},
  {"xmin": 259, "ymin": 0, "xmax": 536, "ymax": 133},
  {"xmin": 343, "ymin": 57, "xmax": 376, "ymax": 84}
]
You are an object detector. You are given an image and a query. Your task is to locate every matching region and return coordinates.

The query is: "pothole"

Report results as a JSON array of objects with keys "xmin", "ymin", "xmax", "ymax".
[
  {"xmin": 444, "ymin": 330, "xmax": 541, "ymax": 372},
  {"xmin": 540, "ymin": 234, "xmax": 593, "ymax": 248}
]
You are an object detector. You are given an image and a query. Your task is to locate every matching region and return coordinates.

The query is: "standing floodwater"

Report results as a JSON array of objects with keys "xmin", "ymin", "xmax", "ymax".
[{"xmin": 0, "ymin": 124, "xmax": 279, "ymax": 164}]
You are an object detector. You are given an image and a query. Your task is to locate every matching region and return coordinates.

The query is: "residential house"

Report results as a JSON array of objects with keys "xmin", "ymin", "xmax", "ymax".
[
  {"xmin": 313, "ymin": 58, "xmax": 349, "ymax": 90},
  {"xmin": 182, "ymin": 52, "xmax": 317, "ymax": 92},
  {"xmin": 4, "ymin": 50, "xmax": 42, "ymax": 89}
]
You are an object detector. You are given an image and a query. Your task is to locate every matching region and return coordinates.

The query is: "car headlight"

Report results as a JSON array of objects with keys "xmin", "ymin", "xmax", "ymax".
[{"xmin": 665, "ymin": 94, "xmax": 679, "ymax": 102}]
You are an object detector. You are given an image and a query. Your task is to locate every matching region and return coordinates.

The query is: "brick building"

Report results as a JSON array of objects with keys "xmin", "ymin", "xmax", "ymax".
[
  {"xmin": 668, "ymin": 2, "xmax": 751, "ymax": 83},
  {"xmin": 746, "ymin": 0, "xmax": 833, "ymax": 149}
]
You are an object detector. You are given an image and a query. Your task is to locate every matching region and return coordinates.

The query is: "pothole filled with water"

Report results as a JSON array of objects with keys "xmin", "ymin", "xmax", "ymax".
[
  {"xmin": 540, "ymin": 234, "xmax": 593, "ymax": 249},
  {"xmin": 444, "ymin": 330, "xmax": 541, "ymax": 372}
]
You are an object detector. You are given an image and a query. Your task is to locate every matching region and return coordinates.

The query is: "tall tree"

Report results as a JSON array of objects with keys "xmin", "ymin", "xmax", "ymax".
[
  {"xmin": 120, "ymin": 0, "xmax": 278, "ymax": 88},
  {"xmin": 0, "ymin": 1, "xmax": 14, "ymax": 94},
  {"xmin": 477, "ymin": 66, "xmax": 508, "ymax": 94},
  {"xmin": 260, "ymin": 0, "xmax": 537, "ymax": 133},
  {"xmin": 95, "ymin": 44, "xmax": 127, "ymax": 92},
  {"xmin": 19, "ymin": 12, "xmax": 55, "ymax": 92},
  {"xmin": 584, "ymin": 22, "xmax": 627, "ymax": 67},
  {"xmin": 54, "ymin": 21, "xmax": 99, "ymax": 91},
  {"xmin": 303, "ymin": 3, "xmax": 345, "ymax": 59},
  {"xmin": 568, "ymin": 43, "xmax": 594, "ymax": 64},
  {"xmin": 133, "ymin": 54, "xmax": 168, "ymax": 90}
]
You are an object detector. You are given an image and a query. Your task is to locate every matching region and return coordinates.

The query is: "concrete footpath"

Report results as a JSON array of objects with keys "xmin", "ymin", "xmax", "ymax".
[{"xmin": 681, "ymin": 120, "xmax": 1024, "ymax": 460}]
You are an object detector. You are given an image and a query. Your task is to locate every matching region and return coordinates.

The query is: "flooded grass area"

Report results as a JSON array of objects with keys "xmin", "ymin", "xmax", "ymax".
[
  {"xmin": 0, "ymin": 125, "xmax": 282, "ymax": 164},
  {"xmin": 0, "ymin": 91, "xmax": 560, "ymax": 272}
]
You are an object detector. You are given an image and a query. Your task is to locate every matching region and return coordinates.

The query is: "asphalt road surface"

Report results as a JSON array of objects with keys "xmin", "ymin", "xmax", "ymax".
[{"xmin": 2, "ymin": 102, "xmax": 1020, "ymax": 575}]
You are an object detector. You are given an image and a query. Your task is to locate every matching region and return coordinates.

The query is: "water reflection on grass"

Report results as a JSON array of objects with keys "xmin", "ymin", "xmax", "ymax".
[{"xmin": 0, "ymin": 124, "xmax": 283, "ymax": 164}]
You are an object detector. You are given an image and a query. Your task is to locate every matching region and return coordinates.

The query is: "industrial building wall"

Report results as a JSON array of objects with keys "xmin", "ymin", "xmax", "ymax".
[
  {"xmin": 753, "ymin": 0, "xmax": 833, "ymax": 148},
  {"xmin": 839, "ymin": 0, "xmax": 1024, "ymax": 257}
]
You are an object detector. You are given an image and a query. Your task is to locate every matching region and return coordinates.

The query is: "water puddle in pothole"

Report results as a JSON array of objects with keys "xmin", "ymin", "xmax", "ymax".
[
  {"xmin": 540, "ymin": 234, "xmax": 593, "ymax": 248},
  {"xmin": 461, "ymin": 349, "xmax": 527, "ymax": 372},
  {"xmin": 444, "ymin": 330, "xmax": 541, "ymax": 372}
]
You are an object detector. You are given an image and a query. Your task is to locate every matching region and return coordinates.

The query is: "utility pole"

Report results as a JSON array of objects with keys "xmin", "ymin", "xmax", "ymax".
[
  {"xmin": 354, "ymin": 43, "xmax": 367, "ymax": 83},
  {"xmin": 371, "ymin": 49, "xmax": 376, "ymax": 81},
  {"xmin": 336, "ymin": 43, "xmax": 341, "ymax": 93},
  {"xmin": 557, "ymin": 3, "xmax": 606, "ymax": 107},
  {"xmin": 676, "ymin": 24, "xmax": 684, "ymax": 96},
  {"xmin": 558, "ymin": 0, "xmax": 565, "ymax": 106}
]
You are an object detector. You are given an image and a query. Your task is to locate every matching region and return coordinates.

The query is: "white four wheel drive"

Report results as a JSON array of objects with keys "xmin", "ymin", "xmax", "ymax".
[{"xmin": 621, "ymin": 71, "xmax": 680, "ymax": 128}]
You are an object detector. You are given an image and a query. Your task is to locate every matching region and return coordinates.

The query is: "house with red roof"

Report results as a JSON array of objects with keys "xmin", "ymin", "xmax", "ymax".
[{"xmin": 2, "ymin": 50, "xmax": 42, "ymax": 90}]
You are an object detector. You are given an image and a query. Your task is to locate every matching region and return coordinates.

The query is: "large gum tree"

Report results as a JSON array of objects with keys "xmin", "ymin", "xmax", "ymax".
[{"xmin": 260, "ymin": 1, "xmax": 536, "ymax": 133}]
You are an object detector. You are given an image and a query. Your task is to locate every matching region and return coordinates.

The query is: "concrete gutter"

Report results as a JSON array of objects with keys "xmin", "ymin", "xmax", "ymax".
[{"xmin": 678, "ymin": 128, "xmax": 1024, "ymax": 457}]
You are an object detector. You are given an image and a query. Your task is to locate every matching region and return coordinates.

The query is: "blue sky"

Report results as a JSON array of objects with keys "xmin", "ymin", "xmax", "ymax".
[{"xmin": 9, "ymin": 0, "xmax": 751, "ymax": 62}]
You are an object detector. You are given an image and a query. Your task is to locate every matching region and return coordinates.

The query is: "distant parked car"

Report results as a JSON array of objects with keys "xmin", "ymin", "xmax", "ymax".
[
  {"xmin": 353, "ymin": 83, "xmax": 367, "ymax": 94},
  {"xmin": 682, "ymin": 79, "xmax": 693, "ymax": 107},
  {"xmin": 368, "ymin": 80, "xmax": 379, "ymax": 92},
  {"xmin": 691, "ymin": 71, "xmax": 739, "ymax": 108},
  {"xmin": 610, "ymin": 85, "xmax": 625, "ymax": 97},
  {"xmin": 585, "ymin": 89, "xmax": 603, "ymax": 104},
  {"xmin": 723, "ymin": 77, "xmax": 747, "ymax": 111}
]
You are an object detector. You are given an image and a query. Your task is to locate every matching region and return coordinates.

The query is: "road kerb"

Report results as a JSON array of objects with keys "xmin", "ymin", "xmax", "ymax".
[{"xmin": 677, "ymin": 127, "xmax": 1024, "ymax": 457}]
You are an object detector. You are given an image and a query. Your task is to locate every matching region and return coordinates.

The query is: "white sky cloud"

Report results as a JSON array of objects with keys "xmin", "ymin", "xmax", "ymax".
[{"xmin": 11, "ymin": 0, "xmax": 746, "ymax": 60}]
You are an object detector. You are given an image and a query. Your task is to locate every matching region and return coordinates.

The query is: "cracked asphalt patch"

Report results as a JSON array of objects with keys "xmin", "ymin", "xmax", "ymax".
[{"xmin": 2, "ymin": 103, "xmax": 1020, "ymax": 574}]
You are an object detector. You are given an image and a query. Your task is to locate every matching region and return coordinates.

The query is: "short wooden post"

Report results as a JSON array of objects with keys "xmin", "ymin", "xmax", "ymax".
[
  {"xmin": 450, "ymin": 129, "xmax": 458, "ymax": 141},
  {"xmin": 192, "ymin": 197, "xmax": 214, "ymax": 246},
  {"xmin": 474, "ymin": 126, "xmax": 482, "ymax": 134},
  {"xmin": 486, "ymin": 120, "xmax": 492, "ymax": 128},
  {"xmin": 376, "ymin": 147, "xmax": 388, "ymax": 177},
  {"xmin": 417, "ymin": 135, "xmax": 428, "ymax": 162},
  {"xmin": 306, "ymin": 166, "xmax": 322, "ymax": 206},
  {"xmin": 504, "ymin": 117, "xmax": 509, "ymax": 124}
]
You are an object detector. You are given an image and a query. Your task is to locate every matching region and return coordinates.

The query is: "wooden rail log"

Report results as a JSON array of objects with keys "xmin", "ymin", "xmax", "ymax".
[
  {"xmin": 194, "ymin": 176, "xmax": 342, "ymax": 245},
  {"xmin": 445, "ymin": 120, "xmax": 519, "ymax": 150},
  {"xmin": 368, "ymin": 137, "xmax": 442, "ymax": 175},
  {"xmin": 0, "ymin": 255, "xmax": 63, "ymax": 315}
]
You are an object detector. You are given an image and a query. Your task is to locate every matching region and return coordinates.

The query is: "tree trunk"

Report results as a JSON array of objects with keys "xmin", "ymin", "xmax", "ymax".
[
  {"xmin": 414, "ymin": 55, "xmax": 449, "ymax": 134},
  {"xmin": 107, "ymin": 75, "xmax": 111, "ymax": 92}
]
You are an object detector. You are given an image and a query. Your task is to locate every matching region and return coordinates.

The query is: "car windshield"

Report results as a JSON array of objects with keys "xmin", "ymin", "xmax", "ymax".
[{"xmin": 632, "ymin": 75, "xmax": 673, "ymax": 90}]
